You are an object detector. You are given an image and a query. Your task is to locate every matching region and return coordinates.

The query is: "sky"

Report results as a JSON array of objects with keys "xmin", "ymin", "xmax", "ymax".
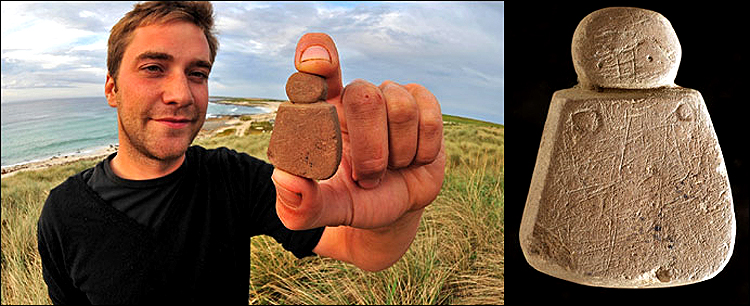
[{"xmin": 1, "ymin": 1, "xmax": 504, "ymax": 124}]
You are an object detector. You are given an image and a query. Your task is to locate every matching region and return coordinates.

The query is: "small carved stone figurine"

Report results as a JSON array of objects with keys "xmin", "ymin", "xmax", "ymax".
[
  {"xmin": 520, "ymin": 7, "xmax": 735, "ymax": 288},
  {"xmin": 267, "ymin": 72, "xmax": 342, "ymax": 180}
]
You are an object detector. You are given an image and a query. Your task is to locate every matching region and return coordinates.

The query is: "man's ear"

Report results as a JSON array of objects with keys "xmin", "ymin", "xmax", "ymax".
[{"xmin": 105, "ymin": 73, "xmax": 118, "ymax": 108}]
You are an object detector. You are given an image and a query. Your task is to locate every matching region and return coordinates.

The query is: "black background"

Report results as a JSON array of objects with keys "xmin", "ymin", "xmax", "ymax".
[{"xmin": 504, "ymin": 3, "xmax": 749, "ymax": 304}]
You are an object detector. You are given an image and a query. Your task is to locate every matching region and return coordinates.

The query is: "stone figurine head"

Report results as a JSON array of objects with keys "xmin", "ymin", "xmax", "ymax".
[{"xmin": 572, "ymin": 7, "xmax": 681, "ymax": 89}]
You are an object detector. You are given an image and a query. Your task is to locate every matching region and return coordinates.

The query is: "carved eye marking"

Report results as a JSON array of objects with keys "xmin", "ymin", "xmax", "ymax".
[
  {"xmin": 572, "ymin": 110, "xmax": 601, "ymax": 133},
  {"xmin": 675, "ymin": 103, "xmax": 693, "ymax": 122}
]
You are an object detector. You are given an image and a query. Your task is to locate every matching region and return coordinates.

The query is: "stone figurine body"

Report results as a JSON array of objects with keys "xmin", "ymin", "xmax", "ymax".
[
  {"xmin": 267, "ymin": 72, "xmax": 342, "ymax": 180},
  {"xmin": 520, "ymin": 7, "xmax": 735, "ymax": 288}
]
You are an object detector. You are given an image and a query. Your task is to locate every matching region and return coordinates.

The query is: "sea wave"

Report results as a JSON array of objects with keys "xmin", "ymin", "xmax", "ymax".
[
  {"xmin": 32, "ymin": 135, "xmax": 114, "ymax": 152},
  {"xmin": 1, "ymin": 144, "xmax": 117, "ymax": 170},
  {"xmin": 205, "ymin": 102, "xmax": 267, "ymax": 118}
]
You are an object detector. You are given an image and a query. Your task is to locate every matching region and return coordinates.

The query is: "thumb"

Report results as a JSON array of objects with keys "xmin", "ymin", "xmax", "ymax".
[
  {"xmin": 294, "ymin": 33, "xmax": 343, "ymax": 101},
  {"xmin": 271, "ymin": 168, "xmax": 330, "ymax": 230}
]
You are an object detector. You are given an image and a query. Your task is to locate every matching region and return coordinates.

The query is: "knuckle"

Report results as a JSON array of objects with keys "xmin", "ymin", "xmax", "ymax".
[
  {"xmin": 344, "ymin": 81, "xmax": 384, "ymax": 114},
  {"xmin": 420, "ymin": 112, "xmax": 444, "ymax": 138},
  {"xmin": 379, "ymin": 80, "xmax": 399, "ymax": 89},
  {"xmin": 415, "ymin": 148, "xmax": 439, "ymax": 165},
  {"xmin": 387, "ymin": 97, "xmax": 419, "ymax": 126},
  {"xmin": 355, "ymin": 154, "xmax": 388, "ymax": 178},
  {"xmin": 382, "ymin": 83, "xmax": 419, "ymax": 126},
  {"xmin": 416, "ymin": 117, "xmax": 443, "ymax": 164},
  {"xmin": 388, "ymin": 131, "xmax": 418, "ymax": 168},
  {"xmin": 404, "ymin": 83, "xmax": 427, "ymax": 94},
  {"xmin": 389, "ymin": 154, "xmax": 414, "ymax": 169},
  {"xmin": 407, "ymin": 83, "xmax": 440, "ymax": 109}
]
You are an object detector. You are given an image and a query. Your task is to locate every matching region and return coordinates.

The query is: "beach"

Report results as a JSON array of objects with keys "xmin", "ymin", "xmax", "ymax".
[
  {"xmin": 1, "ymin": 100, "xmax": 281, "ymax": 178},
  {"xmin": 198, "ymin": 100, "xmax": 280, "ymax": 138}
]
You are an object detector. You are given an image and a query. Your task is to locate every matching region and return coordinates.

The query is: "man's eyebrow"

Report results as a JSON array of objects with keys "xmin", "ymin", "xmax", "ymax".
[
  {"xmin": 136, "ymin": 51, "xmax": 173, "ymax": 62},
  {"xmin": 136, "ymin": 51, "xmax": 212, "ymax": 70},
  {"xmin": 191, "ymin": 60, "xmax": 212, "ymax": 71}
]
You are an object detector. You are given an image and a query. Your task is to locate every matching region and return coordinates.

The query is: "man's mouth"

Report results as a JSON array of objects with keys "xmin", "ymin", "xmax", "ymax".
[{"xmin": 152, "ymin": 117, "xmax": 193, "ymax": 129}]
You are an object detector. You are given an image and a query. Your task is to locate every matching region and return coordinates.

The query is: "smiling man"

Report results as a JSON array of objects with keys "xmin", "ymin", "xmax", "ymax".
[
  {"xmin": 107, "ymin": 21, "xmax": 212, "ymax": 179},
  {"xmin": 37, "ymin": 1, "xmax": 445, "ymax": 304}
]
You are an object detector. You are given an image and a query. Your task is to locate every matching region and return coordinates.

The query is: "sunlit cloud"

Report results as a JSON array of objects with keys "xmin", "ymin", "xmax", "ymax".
[{"xmin": 1, "ymin": 1, "xmax": 503, "ymax": 124}]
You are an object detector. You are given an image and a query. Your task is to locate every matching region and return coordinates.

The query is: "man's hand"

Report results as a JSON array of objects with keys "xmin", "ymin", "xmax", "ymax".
[{"xmin": 270, "ymin": 33, "xmax": 446, "ymax": 271}]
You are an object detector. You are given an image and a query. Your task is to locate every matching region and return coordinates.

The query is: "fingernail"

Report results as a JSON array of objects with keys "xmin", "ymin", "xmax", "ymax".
[
  {"xmin": 274, "ymin": 180, "xmax": 302, "ymax": 209},
  {"xmin": 300, "ymin": 45, "xmax": 331, "ymax": 63},
  {"xmin": 357, "ymin": 178, "xmax": 381, "ymax": 189}
]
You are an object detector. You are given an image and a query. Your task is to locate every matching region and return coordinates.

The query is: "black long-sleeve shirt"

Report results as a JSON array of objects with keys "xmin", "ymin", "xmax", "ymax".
[{"xmin": 37, "ymin": 146, "xmax": 324, "ymax": 304}]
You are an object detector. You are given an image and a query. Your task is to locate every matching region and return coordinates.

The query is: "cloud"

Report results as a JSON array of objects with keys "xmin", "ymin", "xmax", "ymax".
[
  {"xmin": 1, "ymin": 1, "xmax": 130, "ymax": 100},
  {"xmin": 208, "ymin": 1, "xmax": 504, "ymax": 123},
  {"xmin": 1, "ymin": 1, "xmax": 504, "ymax": 124}
]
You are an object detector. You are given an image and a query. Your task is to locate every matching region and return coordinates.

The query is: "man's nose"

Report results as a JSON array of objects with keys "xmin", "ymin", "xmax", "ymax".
[{"xmin": 162, "ymin": 72, "xmax": 194, "ymax": 106}]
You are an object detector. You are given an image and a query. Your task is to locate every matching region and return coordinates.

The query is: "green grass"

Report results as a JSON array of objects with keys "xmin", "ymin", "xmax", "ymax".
[
  {"xmin": 1, "ymin": 115, "xmax": 503, "ymax": 305},
  {"xmin": 1, "ymin": 159, "xmax": 101, "ymax": 305},
  {"xmin": 215, "ymin": 128, "xmax": 237, "ymax": 137},
  {"xmin": 212, "ymin": 96, "xmax": 287, "ymax": 103},
  {"xmin": 245, "ymin": 121, "xmax": 274, "ymax": 135},
  {"xmin": 443, "ymin": 114, "xmax": 502, "ymax": 129}
]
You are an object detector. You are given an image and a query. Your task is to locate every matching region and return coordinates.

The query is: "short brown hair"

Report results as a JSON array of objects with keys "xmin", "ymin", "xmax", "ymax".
[{"xmin": 107, "ymin": 1, "xmax": 219, "ymax": 82}]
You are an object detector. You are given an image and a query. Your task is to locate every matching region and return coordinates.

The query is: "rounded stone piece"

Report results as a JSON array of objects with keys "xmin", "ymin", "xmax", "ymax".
[
  {"xmin": 572, "ymin": 7, "xmax": 681, "ymax": 89},
  {"xmin": 285, "ymin": 72, "xmax": 328, "ymax": 103}
]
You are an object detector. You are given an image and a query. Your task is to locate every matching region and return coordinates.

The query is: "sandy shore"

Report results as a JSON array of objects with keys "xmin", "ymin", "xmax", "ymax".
[
  {"xmin": 196, "ymin": 101, "xmax": 280, "ymax": 139},
  {"xmin": 1, "ymin": 100, "xmax": 282, "ymax": 179},
  {"xmin": 1, "ymin": 145, "xmax": 119, "ymax": 178}
]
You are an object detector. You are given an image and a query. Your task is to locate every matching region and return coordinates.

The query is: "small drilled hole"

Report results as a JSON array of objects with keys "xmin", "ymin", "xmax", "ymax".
[{"xmin": 646, "ymin": 55, "xmax": 653, "ymax": 62}]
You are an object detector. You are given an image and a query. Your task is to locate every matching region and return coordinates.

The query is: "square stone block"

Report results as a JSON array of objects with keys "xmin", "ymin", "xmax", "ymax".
[{"xmin": 267, "ymin": 102, "xmax": 342, "ymax": 180}]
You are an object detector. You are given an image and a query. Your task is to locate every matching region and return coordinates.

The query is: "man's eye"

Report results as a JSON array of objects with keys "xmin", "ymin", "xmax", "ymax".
[
  {"xmin": 142, "ymin": 65, "xmax": 163, "ymax": 73},
  {"xmin": 190, "ymin": 71, "xmax": 209, "ymax": 80}
]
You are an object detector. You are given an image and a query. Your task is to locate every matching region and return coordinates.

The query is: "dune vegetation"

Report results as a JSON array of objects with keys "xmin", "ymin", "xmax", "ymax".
[{"xmin": 1, "ymin": 114, "xmax": 504, "ymax": 304}]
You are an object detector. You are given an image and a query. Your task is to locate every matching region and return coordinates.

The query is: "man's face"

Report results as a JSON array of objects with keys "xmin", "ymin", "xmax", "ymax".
[{"xmin": 106, "ymin": 21, "xmax": 211, "ymax": 162}]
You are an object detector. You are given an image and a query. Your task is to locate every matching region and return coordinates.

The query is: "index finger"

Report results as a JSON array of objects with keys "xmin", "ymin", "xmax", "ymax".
[
  {"xmin": 341, "ymin": 80, "xmax": 389, "ymax": 189},
  {"xmin": 294, "ymin": 33, "xmax": 343, "ymax": 100}
]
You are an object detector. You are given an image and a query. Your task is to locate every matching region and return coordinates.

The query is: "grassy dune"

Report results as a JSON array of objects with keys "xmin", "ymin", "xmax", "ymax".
[{"xmin": 1, "ymin": 115, "xmax": 504, "ymax": 304}]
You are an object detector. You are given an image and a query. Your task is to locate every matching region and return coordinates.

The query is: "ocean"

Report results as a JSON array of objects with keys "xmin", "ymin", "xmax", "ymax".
[{"xmin": 1, "ymin": 96, "xmax": 267, "ymax": 167}]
